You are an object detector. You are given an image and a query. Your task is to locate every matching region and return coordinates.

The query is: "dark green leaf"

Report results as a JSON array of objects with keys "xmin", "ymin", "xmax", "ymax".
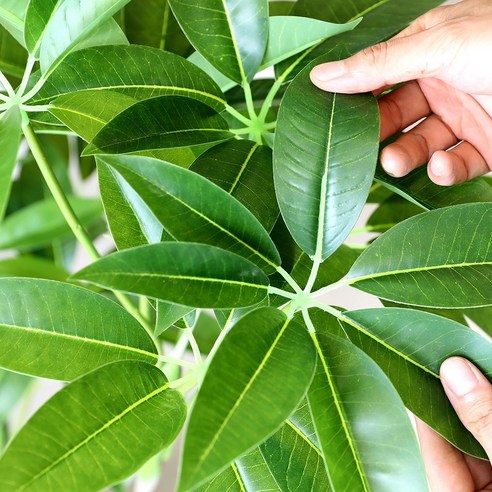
[
  {"xmin": 274, "ymin": 49, "xmax": 379, "ymax": 260},
  {"xmin": 342, "ymin": 307, "xmax": 492, "ymax": 458},
  {"xmin": 33, "ymin": 45, "xmax": 226, "ymax": 111},
  {"xmin": 465, "ymin": 307, "xmax": 492, "ymax": 337},
  {"xmin": 191, "ymin": 140, "xmax": 279, "ymax": 232},
  {"xmin": 72, "ymin": 242, "xmax": 269, "ymax": 309},
  {"xmin": 0, "ymin": 361, "xmax": 186, "ymax": 491},
  {"xmin": 169, "ymin": 0, "xmax": 268, "ymax": 83},
  {"xmin": 308, "ymin": 328, "xmax": 427, "ymax": 491},
  {"xmin": 84, "ymin": 96, "xmax": 233, "ymax": 155},
  {"xmin": 179, "ymin": 307, "xmax": 316, "ymax": 490},
  {"xmin": 0, "ymin": 108, "xmax": 22, "ymax": 222},
  {"xmin": 100, "ymin": 155, "xmax": 281, "ymax": 273},
  {"xmin": 348, "ymin": 203, "xmax": 492, "ymax": 308},
  {"xmin": 0, "ymin": 278, "xmax": 158, "ymax": 380},
  {"xmin": 269, "ymin": 1, "xmax": 295, "ymax": 16}
]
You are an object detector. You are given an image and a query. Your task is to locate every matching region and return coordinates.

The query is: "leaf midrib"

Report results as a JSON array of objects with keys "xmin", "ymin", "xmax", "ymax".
[
  {"xmin": 0, "ymin": 6, "xmax": 23, "ymax": 30},
  {"xmin": 220, "ymin": 0, "xmax": 246, "ymax": 82},
  {"xmin": 347, "ymin": 0, "xmax": 391, "ymax": 22}
]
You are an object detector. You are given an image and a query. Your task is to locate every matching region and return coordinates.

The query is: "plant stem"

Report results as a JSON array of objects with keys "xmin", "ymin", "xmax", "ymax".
[
  {"xmin": 17, "ymin": 55, "xmax": 36, "ymax": 99},
  {"xmin": 267, "ymin": 286, "xmax": 297, "ymax": 300},
  {"xmin": 185, "ymin": 327, "xmax": 203, "ymax": 366},
  {"xmin": 258, "ymin": 78, "xmax": 283, "ymax": 122},
  {"xmin": 307, "ymin": 300, "xmax": 342, "ymax": 318},
  {"xmin": 310, "ymin": 277, "xmax": 349, "ymax": 299},
  {"xmin": 224, "ymin": 104, "xmax": 252, "ymax": 126},
  {"xmin": 0, "ymin": 93, "xmax": 9, "ymax": 103},
  {"xmin": 301, "ymin": 307, "xmax": 316, "ymax": 333},
  {"xmin": 157, "ymin": 355, "xmax": 195, "ymax": 369},
  {"xmin": 304, "ymin": 256, "xmax": 321, "ymax": 294},
  {"xmin": 20, "ymin": 104, "xmax": 51, "ymax": 113},
  {"xmin": 243, "ymin": 81, "xmax": 257, "ymax": 121},
  {"xmin": 0, "ymin": 69, "xmax": 15, "ymax": 98},
  {"xmin": 276, "ymin": 266, "xmax": 303, "ymax": 294},
  {"xmin": 20, "ymin": 75, "xmax": 47, "ymax": 103},
  {"xmin": 22, "ymin": 118, "xmax": 153, "ymax": 333}
]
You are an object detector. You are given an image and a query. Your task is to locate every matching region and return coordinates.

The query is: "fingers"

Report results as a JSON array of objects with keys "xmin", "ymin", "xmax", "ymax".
[
  {"xmin": 428, "ymin": 142, "xmax": 490, "ymax": 185},
  {"xmin": 440, "ymin": 357, "xmax": 492, "ymax": 461},
  {"xmin": 381, "ymin": 115, "xmax": 458, "ymax": 177},
  {"xmin": 416, "ymin": 418, "xmax": 475, "ymax": 492}
]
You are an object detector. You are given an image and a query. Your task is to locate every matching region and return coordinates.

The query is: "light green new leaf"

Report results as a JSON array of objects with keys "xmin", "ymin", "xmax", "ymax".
[
  {"xmin": 190, "ymin": 140, "xmax": 279, "ymax": 232},
  {"xmin": 341, "ymin": 308, "xmax": 492, "ymax": 459},
  {"xmin": 101, "ymin": 155, "xmax": 281, "ymax": 273},
  {"xmin": 39, "ymin": 0, "xmax": 132, "ymax": 75},
  {"xmin": 72, "ymin": 242, "xmax": 269, "ymax": 309},
  {"xmin": 263, "ymin": 16, "xmax": 360, "ymax": 69},
  {"xmin": 23, "ymin": 0, "xmax": 59, "ymax": 55},
  {"xmin": 0, "ymin": 196, "xmax": 102, "ymax": 251},
  {"xmin": 84, "ymin": 96, "xmax": 233, "ymax": 155},
  {"xmin": 308, "ymin": 329, "xmax": 428, "ymax": 491},
  {"xmin": 0, "ymin": 278, "xmax": 158, "ymax": 380},
  {"xmin": 0, "ymin": 361, "xmax": 187, "ymax": 491},
  {"xmin": 348, "ymin": 203, "xmax": 492, "ymax": 308},
  {"xmin": 274, "ymin": 50, "xmax": 379, "ymax": 260},
  {"xmin": 34, "ymin": 45, "xmax": 225, "ymax": 111},
  {"xmin": 169, "ymin": 0, "xmax": 268, "ymax": 84},
  {"xmin": 179, "ymin": 307, "xmax": 316, "ymax": 491},
  {"xmin": 0, "ymin": 0, "xmax": 28, "ymax": 46},
  {"xmin": 0, "ymin": 108, "xmax": 21, "ymax": 222}
]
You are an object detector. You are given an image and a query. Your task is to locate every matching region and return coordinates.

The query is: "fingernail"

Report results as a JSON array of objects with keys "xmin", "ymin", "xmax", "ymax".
[
  {"xmin": 430, "ymin": 156, "xmax": 452, "ymax": 178},
  {"xmin": 382, "ymin": 147, "xmax": 411, "ymax": 177},
  {"xmin": 441, "ymin": 358, "xmax": 480, "ymax": 397},
  {"xmin": 311, "ymin": 62, "xmax": 346, "ymax": 82}
]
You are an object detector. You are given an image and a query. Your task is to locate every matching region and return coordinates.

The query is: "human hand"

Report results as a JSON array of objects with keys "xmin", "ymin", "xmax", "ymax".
[
  {"xmin": 417, "ymin": 357, "xmax": 492, "ymax": 491},
  {"xmin": 310, "ymin": 0, "xmax": 492, "ymax": 186}
]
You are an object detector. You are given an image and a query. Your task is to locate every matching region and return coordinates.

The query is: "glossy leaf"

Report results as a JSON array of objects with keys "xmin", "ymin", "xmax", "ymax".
[
  {"xmin": 39, "ymin": 0, "xmax": 131, "ymax": 75},
  {"xmin": 156, "ymin": 301, "xmax": 194, "ymax": 336},
  {"xmin": 34, "ymin": 45, "xmax": 226, "ymax": 111},
  {"xmin": 0, "ymin": 256, "xmax": 68, "ymax": 281},
  {"xmin": 308, "ymin": 329, "xmax": 428, "ymax": 491},
  {"xmin": 348, "ymin": 203, "xmax": 492, "ymax": 308},
  {"xmin": 0, "ymin": 196, "xmax": 102, "ymax": 251},
  {"xmin": 84, "ymin": 96, "xmax": 233, "ymax": 155},
  {"xmin": 191, "ymin": 140, "xmax": 279, "ymax": 231},
  {"xmin": 24, "ymin": 0, "xmax": 59, "ymax": 55},
  {"xmin": 341, "ymin": 307, "xmax": 492, "ymax": 458},
  {"xmin": 72, "ymin": 242, "xmax": 269, "ymax": 309},
  {"xmin": 0, "ymin": 361, "xmax": 187, "ymax": 491},
  {"xmin": 0, "ymin": 278, "xmax": 158, "ymax": 380},
  {"xmin": 0, "ymin": 108, "xmax": 22, "ymax": 222},
  {"xmin": 274, "ymin": 50, "xmax": 380, "ymax": 260},
  {"xmin": 0, "ymin": 0, "xmax": 28, "ymax": 46},
  {"xmin": 100, "ymin": 155, "xmax": 281, "ymax": 273},
  {"xmin": 169, "ymin": 0, "xmax": 269, "ymax": 83},
  {"xmin": 179, "ymin": 307, "xmax": 316, "ymax": 490}
]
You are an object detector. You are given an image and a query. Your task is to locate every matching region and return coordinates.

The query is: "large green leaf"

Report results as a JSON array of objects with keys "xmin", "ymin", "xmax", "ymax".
[
  {"xmin": 169, "ymin": 0, "xmax": 268, "ymax": 84},
  {"xmin": 72, "ymin": 242, "xmax": 269, "ymax": 309},
  {"xmin": 0, "ymin": 278, "xmax": 157, "ymax": 380},
  {"xmin": 38, "ymin": 0, "xmax": 131, "ymax": 75},
  {"xmin": 0, "ymin": 0, "xmax": 28, "ymax": 46},
  {"xmin": 0, "ymin": 256, "xmax": 68, "ymax": 281},
  {"xmin": 341, "ymin": 307, "xmax": 492, "ymax": 459},
  {"xmin": 124, "ymin": 0, "xmax": 192, "ymax": 56},
  {"xmin": 190, "ymin": 140, "xmax": 279, "ymax": 232},
  {"xmin": 0, "ymin": 361, "xmax": 186, "ymax": 491},
  {"xmin": 179, "ymin": 307, "xmax": 316, "ymax": 490},
  {"xmin": 0, "ymin": 26, "xmax": 28, "ymax": 79},
  {"xmin": 33, "ymin": 45, "xmax": 226, "ymax": 111},
  {"xmin": 274, "ymin": 49, "xmax": 379, "ymax": 260},
  {"xmin": 0, "ymin": 108, "xmax": 21, "ymax": 222},
  {"xmin": 0, "ymin": 196, "xmax": 102, "ymax": 251},
  {"xmin": 308, "ymin": 328, "xmax": 427, "ymax": 491},
  {"xmin": 348, "ymin": 203, "xmax": 492, "ymax": 308},
  {"xmin": 84, "ymin": 96, "xmax": 233, "ymax": 155},
  {"xmin": 100, "ymin": 155, "xmax": 281, "ymax": 273},
  {"xmin": 23, "ymin": 0, "xmax": 59, "ymax": 55}
]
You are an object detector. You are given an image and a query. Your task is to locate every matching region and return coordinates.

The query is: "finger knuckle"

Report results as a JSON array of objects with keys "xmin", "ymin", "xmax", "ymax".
[
  {"xmin": 361, "ymin": 43, "xmax": 388, "ymax": 67},
  {"xmin": 463, "ymin": 397, "xmax": 492, "ymax": 439}
]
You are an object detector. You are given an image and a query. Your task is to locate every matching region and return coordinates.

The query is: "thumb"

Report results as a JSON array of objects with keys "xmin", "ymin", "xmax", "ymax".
[
  {"xmin": 440, "ymin": 357, "xmax": 492, "ymax": 460},
  {"xmin": 310, "ymin": 31, "xmax": 441, "ymax": 93}
]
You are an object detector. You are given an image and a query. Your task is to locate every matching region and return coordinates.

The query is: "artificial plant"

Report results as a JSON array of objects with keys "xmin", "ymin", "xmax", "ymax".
[{"xmin": 0, "ymin": 0, "xmax": 491, "ymax": 491}]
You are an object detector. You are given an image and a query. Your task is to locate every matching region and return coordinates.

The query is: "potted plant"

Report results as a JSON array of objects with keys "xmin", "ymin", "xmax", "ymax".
[{"xmin": 0, "ymin": 0, "xmax": 490, "ymax": 490}]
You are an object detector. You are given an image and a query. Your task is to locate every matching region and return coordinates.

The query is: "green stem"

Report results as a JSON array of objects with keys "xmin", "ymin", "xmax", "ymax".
[
  {"xmin": 185, "ymin": 327, "xmax": 203, "ymax": 366},
  {"xmin": 267, "ymin": 286, "xmax": 297, "ymax": 300},
  {"xmin": 224, "ymin": 104, "xmax": 252, "ymax": 126},
  {"xmin": 0, "ymin": 69, "xmax": 15, "ymax": 98},
  {"xmin": 243, "ymin": 81, "xmax": 257, "ymax": 120},
  {"xmin": 22, "ymin": 118, "xmax": 153, "ymax": 333},
  {"xmin": 17, "ymin": 55, "xmax": 36, "ymax": 99},
  {"xmin": 310, "ymin": 277, "xmax": 349, "ymax": 299},
  {"xmin": 276, "ymin": 266, "xmax": 303, "ymax": 294},
  {"xmin": 20, "ymin": 75, "xmax": 47, "ymax": 103},
  {"xmin": 304, "ymin": 257, "xmax": 321, "ymax": 295},
  {"xmin": 258, "ymin": 78, "xmax": 283, "ymax": 122},
  {"xmin": 157, "ymin": 355, "xmax": 195, "ymax": 369},
  {"xmin": 307, "ymin": 299, "xmax": 342, "ymax": 318},
  {"xmin": 301, "ymin": 307, "xmax": 316, "ymax": 333},
  {"xmin": 0, "ymin": 93, "xmax": 9, "ymax": 103}
]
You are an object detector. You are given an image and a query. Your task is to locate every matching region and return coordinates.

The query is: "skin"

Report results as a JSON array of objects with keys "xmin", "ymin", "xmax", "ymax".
[{"xmin": 310, "ymin": 0, "xmax": 492, "ymax": 186}]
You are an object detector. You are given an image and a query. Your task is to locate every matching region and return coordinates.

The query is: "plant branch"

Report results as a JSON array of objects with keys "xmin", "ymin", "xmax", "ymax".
[
  {"xmin": 0, "ymin": 69, "xmax": 15, "ymax": 98},
  {"xmin": 20, "ymin": 75, "xmax": 47, "ymax": 103},
  {"xmin": 301, "ymin": 307, "xmax": 316, "ymax": 333},
  {"xmin": 276, "ymin": 266, "xmax": 303, "ymax": 294},
  {"xmin": 17, "ymin": 55, "xmax": 37, "ymax": 99},
  {"xmin": 310, "ymin": 277, "xmax": 349, "ymax": 299},
  {"xmin": 306, "ymin": 299, "xmax": 342, "ymax": 318},
  {"xmin": 258, "ymin": 78, "xmax": 283, "ymax": 122},
  {"xmin": 224, "ymin": 104, "xmax": 252, "ymax": 126},
  {"xmin": 243, "ymin": 81, "xmax": 257, "ymax": 120},
  {"xmin": 185, "ymin": 326, "xmax": 203, "ymax": 366},
  {"xmin": 267, "ymin": 286, "xmax": 297, "ymax": 300},
  {"xmin": 157, "ymin": 355, "xmax": 195, "ymax": 369}
]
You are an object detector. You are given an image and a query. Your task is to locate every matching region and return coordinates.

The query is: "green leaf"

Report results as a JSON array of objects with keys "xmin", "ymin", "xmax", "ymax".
[
  {"xmin": 0, "ymin": 196, "xmax": 102, "ymax": 251},
  {"xmin": 375, "ymin": 163, "xmax": 492, "ymax": 210},
  {"xmin": 466, "ymin": 307, "xmax": 492, "ymax": 337},
  {"xmin": 0, "ymin": 108, "xmax": 22, "ymax": 222},
  {"xmin": 169, "ymin": 0, "xmax": 269, "ymax": 84},
  {"xmin": 0, "ymin": 361, "xmax": 187, "ymax": 491},
  {"xmin": 84, "ymin": 96, "xmax": 233, "ymax": 155},
  {"xmin": 124, "ymin": 0, "xmax": 192, "ymax": 57},
  {"xmin": 23, "ymin": 0, "xmax": 59, "ymax": 55},
  {"xmin": 263, "ymin": 16, "xmax": 360, "ymax": 69},
  {"xmin": 191, "ymin": 140, "xmax": 279, "ymax": 232},
  {"xmin": 187, "ymin": 51, "xmax": 237, "ymax": 93},
  {"xmin": 100, "ymin": 155, "xmax": 281, "ymax": 273},
  {"xmin": 38, "ymin": 0, "xmax": 132, "ymax": 75},
  {"xmin": 341, "ymin": 307, "xmax": 492, "ymax": 459},
  {"xmin": 348, "ymin": 203, "xmax": 492, "ymax": 308},
  {"xmin": 308, "ymin": 328, "xmax": 428, "ymax": 491},
  {"xmin": 0, "ymin": 370, "xmax": 31, "ymax": 423},
  {"xmin": 269, "ymin": 1, "xmax": 296, "ymax": 16},
  {"xmin": 33, "ymin": 45, "xmax": 226, "ymax": 111},
  {"xmin": 274, "ymin": 49, "xmax": 380, "ymax": 260},
  {"xmin": 0, "ymin": 0, "xmax": 28, "ymax": 46},
  {"xmin": 179, "ymin": 307, "xmax": 316, "ymax": 490},
  {"xmin": 0, "ymin": 256, "xmax": 68, "ymax": 281},
  {"xmin": 72, "ymin": 242, "xmax": 269, "ymax": 309},
  {"xmin": 155, "ymin": 301, "xmax": 193, "ymax": 336},
  {"xmin": 0, "ymin": 26, "xmax": 28, "ymax": 79},
  {"xmin": 0, "ymin": 278, "xmax": 158, "ymax": 380}
]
